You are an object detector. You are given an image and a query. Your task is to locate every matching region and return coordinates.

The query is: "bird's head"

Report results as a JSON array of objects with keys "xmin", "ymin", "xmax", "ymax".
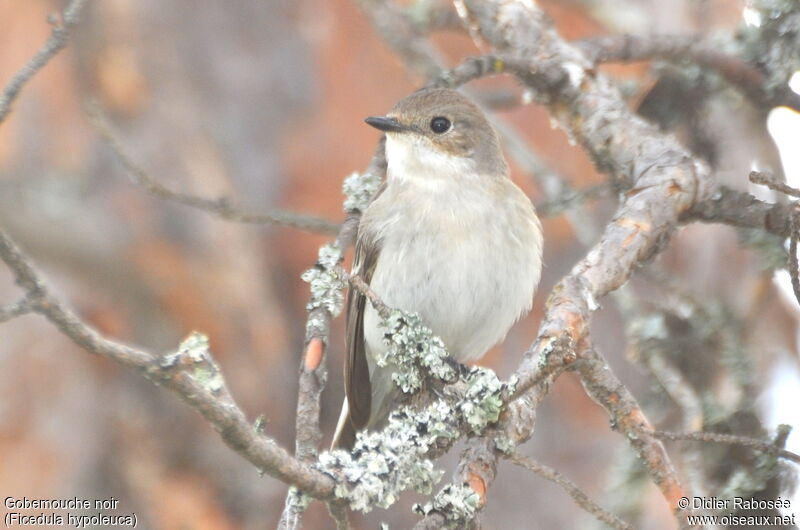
[{"xmin": 365, "ymin": 88, "xmax": 508, "ymax": 183}]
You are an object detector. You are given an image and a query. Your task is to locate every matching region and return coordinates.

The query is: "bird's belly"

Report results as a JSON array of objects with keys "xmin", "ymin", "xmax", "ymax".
[{"xmin": 363, "ymin": 225, "xmax": 536, "ymax": 363}]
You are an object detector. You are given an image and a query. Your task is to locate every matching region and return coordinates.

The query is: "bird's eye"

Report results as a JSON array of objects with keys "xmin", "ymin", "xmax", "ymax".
[{"xmin": 430, "ymin": 116, "xmax": 451, "ymax": 134}]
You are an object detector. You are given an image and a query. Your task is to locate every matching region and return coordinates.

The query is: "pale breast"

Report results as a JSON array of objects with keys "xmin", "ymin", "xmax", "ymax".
[{"xmin": 361, "ymin": 178, "xmax": 542, "ymax": 364}]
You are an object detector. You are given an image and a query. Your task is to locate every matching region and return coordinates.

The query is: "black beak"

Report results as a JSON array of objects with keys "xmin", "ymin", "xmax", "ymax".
[{"xmin": 365, "ymin": 116, "xmax": 408, "ymax": 133}]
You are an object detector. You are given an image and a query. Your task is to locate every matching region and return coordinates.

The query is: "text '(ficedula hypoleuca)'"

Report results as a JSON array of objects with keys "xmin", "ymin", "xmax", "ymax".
[{"xmin": 333, "ymin": 88, "xmax": 543, "ymax": 448}]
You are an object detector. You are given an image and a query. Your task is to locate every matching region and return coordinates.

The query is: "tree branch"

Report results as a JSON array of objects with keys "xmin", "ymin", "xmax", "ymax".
[
  {"xmin": 508, "ymin": 452, "xmax": 635, "ymax": 530},
  {"xmin": 576, "ymin": 34, "xmax": 800, "ymax": 112},
  {"xmin": 575, "ymin": 347, "xmax": 688, "ymax": 520},
  {"xmin": 0, "ymin": 228, "xmax": 336, "ymax": 499},
  {"xmin": 0, "ymin": 0, "xmax": 90, "ymax": 123},
  {"xmin": 0, "ymin": 295, "xmax": 35, "ymax": 323},
  {"xmin": 650, "ymin": 428, "xmax": 800, "ymax": 465},
  {"xmin": 750, "ymin": 170, "xmax": 800, "ymax": 199},
  {"xmin": 278, "ymin": 146, "xmax": 385, "ymax": 530},
  {"xmin": 85, "ymin": 103, "xmax": 340, "ymax": 236},
  {"xmin": 456, "ymin": 0, "xmax": 717, "ymax": 524},
  {"xmin": 684, "ymin": 185, "xmax": 793, "ymax": 238}
]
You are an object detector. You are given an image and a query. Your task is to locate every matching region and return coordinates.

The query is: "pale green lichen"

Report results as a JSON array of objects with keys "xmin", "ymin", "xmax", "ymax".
[
  {"xmin": 283, "ymin": 487, "xmax": 311, "ymax": 513},
  {"xmin": 413, "ymin": 483, "xmax": 481, "ymax": 528},
  {"xmin": 313, "ymin": 362, "xmax": 518, "ymax": 513},
  {"xmin": 160, "ymin": 332, "xmax": 225, "ymax": 394},
  {"xmin": 301, "ymin": 243, "xmax": 345, "ymax": 316},
  {"xmin": 194, "ymin": 364, "xmax": 224, "ymax": 393},
  {"xmin": 314, "ymin": 308, "xmax": 520, "ymax": 515},
  {"xmin": 376, "ymin": 310, "xmax": 455, "ymax": 394},
  {"xmin": 253, "ymin": 414, "xmax": 268, "ymax": 435},
  {"xmin": 304, "ymin": 313, "xmax": 328, "ymax": 340},
  {"xmin": 316, "ymin": 400, "xmax": 458, "ymax": 512},
  {"xmin": 493, "ymin": 434, "xmax": 515, "ymax": 455},
  {"xmin": 458, "ymin": 368, "xmax": 514, "ymax": 434},
  {"xmin": 160, "ymin": 331, "xmax": 210, "ymax": 366},
  {"xmin": 342, "ymin": 171, "xmax": 381, "ymax": 213}
]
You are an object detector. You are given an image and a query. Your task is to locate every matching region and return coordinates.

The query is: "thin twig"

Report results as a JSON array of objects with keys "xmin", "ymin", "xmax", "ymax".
[
  {"xmin": 631, "ymin": 332, "xmax": 708, "ymax": 498},
  {"xmin": 638, "ymin": 350, "xmax": 704, "ymax": 433},
  {"xmin": 789, "ymin": 208, "xmax": 800, "ymax": 306},
  {"xmin": 0, "ymin": 295, "xmax": 35, "ymax": 323},
  {"xmin": 750, "ymin": 170, "xmax": 800, "ymax": 199},
  {"xmin": 508, "ymin": 453, "xmax": 635, "ymax": 530},
  {"xmin": 650, "ymin": 429, "xmax": 800, "ymax": 465},
  {"xmin": 337, "ymin": 266, "xmax": 392, "ymax": 320},
  {"xmin": 536, "ymin": 183, "xmax": 612, "ymax": 218},
  {"xmin": 684, "ymin": 185, "xmax": 793, "ymax": 238},
  {"xmin": 577, "ymin": 34, "xmax": 800, "ymax": 112},
  {"xmin": 85, "ymin": 103, "xmax": 339, "ymax": 236},
  {"xmin": 748, "ymin": 170, "xmax": 800, "ymax": 304},
  {"xmin": 0, "ymin": 0, "xmax": 90, "ymax": 124}
]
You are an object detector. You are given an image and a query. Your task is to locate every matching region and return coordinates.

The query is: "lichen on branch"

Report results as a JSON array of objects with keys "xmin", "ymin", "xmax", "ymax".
[
  {"xmin": 316, "ymin": 400, "xmax": 459, "ymax": 512},
  {"xmin": 343, "ymin": 170, "xmax": 382, "ymax": 213},
  {"xmin": 301, "ymin": 243, "xmax": 346, "ymax": 316},
  {"xmin": 413, "ymin": 483, "xmax": 481, "ymax": 528}
]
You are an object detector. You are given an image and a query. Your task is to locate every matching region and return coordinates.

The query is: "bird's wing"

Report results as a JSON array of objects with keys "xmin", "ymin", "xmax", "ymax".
[{"xmin": 344, "ymin": 226, "xmax": 381, "ymax": 432}]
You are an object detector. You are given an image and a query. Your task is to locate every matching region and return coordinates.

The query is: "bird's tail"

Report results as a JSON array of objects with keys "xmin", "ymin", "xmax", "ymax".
[
  {"xmin": 332, "ymin": 365, "xmax": 402, "ymax": 449},
  {"xmin": 331, "ymin": 397, "xmax": 357, "ymax": 450}
]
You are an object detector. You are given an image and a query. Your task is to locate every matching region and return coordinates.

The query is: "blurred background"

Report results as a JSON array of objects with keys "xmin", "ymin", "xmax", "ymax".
[{"xmin": 1, "ymin": 0, "xmax": 798, "ymax": 528}]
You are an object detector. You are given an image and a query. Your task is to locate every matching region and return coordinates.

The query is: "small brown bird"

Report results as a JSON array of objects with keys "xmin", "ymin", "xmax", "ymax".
[{"xmin": 333, "ymin": 88, "xmax": 543, "ymax": 448}]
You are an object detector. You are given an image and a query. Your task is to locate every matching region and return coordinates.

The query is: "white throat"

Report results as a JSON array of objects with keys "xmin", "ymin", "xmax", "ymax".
[{"xmin": 384, "ymin": 133, "xmax": 475, "ymax": 187}]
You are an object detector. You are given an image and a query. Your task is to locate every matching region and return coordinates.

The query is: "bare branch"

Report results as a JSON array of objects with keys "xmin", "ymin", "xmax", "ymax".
[
  {"xmin": 0, "ymin": 228, "xmax": 336, "ymax": 499},
  {"xmin": 747, "ymin": 170, "xmax": 800, "ymax": 304},
  {"xmin": 431, "ymin": 55, "xmax": 508, "ymax": 88},
  {"xmin": 684, "ymin": 185, "xmax": 793, "ymax": 238},
  {"xmin": 337, "ymin": 267, "xmax": 392, "ymax": 320},
  {"xmin": 789, "ymin": 209, "xmax": 800, "ymax": 307},
  {"xmin": 0, "ymin": 295, "xmax": 35, "ymax": 323},
  {"xmin": 650, "ymin": 429, "xmax": 800, "ymax": 465},
  {"xmin": 508, "ymin": 452, "xmax": 635, "ymax": 530},
  {"xmin": 575, "ymin": 347, "xmax": 688, "ymax": 523},
  {"xmin": 750, "ymin": 170, "xmax": 800, "ymax": 199},
  {"xmin": 536, "ymin": 183, "xmax": 612, "ymax": 218},
  {"xmin": 85, "ymin": 103, "xmax": 340, "ymax": 236},
  {"xmin": 0, "ymin": 0, "xmax": 90, "ymax": 124},
  {"xmin": 576, "ymin": 34, "xmax": 800, "ymax": 112}
]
